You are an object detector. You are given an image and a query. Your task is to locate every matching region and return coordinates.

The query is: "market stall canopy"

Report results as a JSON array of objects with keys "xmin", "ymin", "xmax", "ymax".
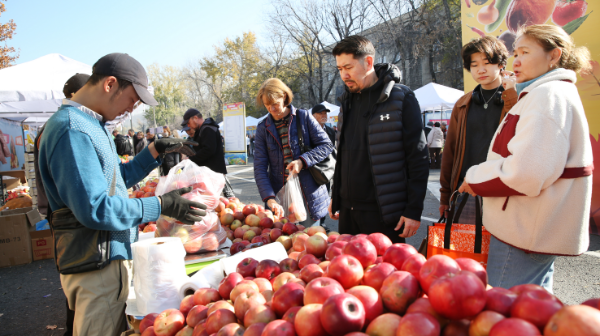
[
  {"xmin": 0, "ymin": 53, "xmax": 92, "ymax": 103},
  {"xmin": 413, "ymin": 82, "xmax": 464, "ymax": 112}
]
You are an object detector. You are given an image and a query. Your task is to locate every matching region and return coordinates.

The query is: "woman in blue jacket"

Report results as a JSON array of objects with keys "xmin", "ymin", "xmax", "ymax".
[{"xmin": 254, "ymin": 78, "xmax": 334, "ymax": 226}]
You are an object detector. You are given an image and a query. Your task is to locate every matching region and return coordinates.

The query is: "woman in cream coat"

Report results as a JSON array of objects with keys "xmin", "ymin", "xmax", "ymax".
[{"xmin": 459, "ymin": 24, "xmax": 593, "ymax": 292}]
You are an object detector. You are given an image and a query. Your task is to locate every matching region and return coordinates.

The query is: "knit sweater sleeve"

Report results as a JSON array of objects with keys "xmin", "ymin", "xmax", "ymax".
[
  {"xmin": 464, "ymin": 91, "xmax": 570, "ymax": 197},
  {"xmin": 49, "ymin": 130, "xmax": 161, "ymax": 230}
]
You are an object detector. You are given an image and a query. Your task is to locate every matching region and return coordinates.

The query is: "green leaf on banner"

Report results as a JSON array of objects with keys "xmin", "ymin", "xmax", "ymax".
[{"xmin": 563, "ymin": 11, "xmax": 592, "ymax": 35}]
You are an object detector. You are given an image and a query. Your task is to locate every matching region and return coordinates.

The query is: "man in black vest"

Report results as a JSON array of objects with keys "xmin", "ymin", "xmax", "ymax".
[
  {"xmin": 328, "ymin": 35, "xmax": 429, "ymax": 243},
  {"xmin": 181, "ymin": 108, "xmax": 235, "ymax": 198}
]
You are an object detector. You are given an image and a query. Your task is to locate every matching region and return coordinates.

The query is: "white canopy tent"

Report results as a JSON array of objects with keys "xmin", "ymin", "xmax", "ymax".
[
  {"xmin": 0, "ymin": 53, "xmax": 92, "ymax": 103},
  {"xmin": 413, "ymin": 82, "xmax": 464, "ymax": 112}
]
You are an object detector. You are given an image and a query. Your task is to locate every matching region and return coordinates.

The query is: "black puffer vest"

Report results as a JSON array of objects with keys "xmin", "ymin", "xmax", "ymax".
[{"xmin": 332, "ymin": 64, "xmax": 412, "ymax": 226}]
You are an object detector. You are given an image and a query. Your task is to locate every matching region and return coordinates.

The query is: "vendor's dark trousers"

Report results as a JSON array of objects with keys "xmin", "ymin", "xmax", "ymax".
[
  {"xmin": 339, "ymin": 206, "xmax": 405, "ymax": 244},
  {"xmin": 222, "ymin": 175, "xmax": 235, "ymax": 198},
  {"xmin": 64, "ymin": 300, "xmax": 74, "ymax": 336},
  {"xmin": 429, "ymin": 148, "xmax": 441, "ymax": 169}
]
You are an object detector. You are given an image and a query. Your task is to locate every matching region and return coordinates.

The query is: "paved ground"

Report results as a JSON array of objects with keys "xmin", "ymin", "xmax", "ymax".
[{"xmin": 0, "ymin": 161, "xmax": 598, "ymax": 335}]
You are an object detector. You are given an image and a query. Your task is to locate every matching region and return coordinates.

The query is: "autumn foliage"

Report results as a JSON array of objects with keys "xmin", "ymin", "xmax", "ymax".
[{"xmin": 0, "ymin": 0, "xmax": 18, "ymax": 69}]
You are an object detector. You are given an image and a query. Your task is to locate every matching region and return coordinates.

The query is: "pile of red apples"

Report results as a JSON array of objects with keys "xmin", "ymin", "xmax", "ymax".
[
  {"xmin": 137, "ymin": 231, "xmax": 600, "ymax": 336},
  {"xmin": 216, "ymin": 198, "xmax": 310, "ymax": 255}
]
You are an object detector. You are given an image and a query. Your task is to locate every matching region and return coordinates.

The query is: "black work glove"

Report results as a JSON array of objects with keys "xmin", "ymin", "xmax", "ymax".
[
  {"xmin": 154, "ymin": 138, "xmax": 198, "ymax": 157},
  {"xmin": 159, "ymin": 187, "xmax": 207, "ymax": 224}
]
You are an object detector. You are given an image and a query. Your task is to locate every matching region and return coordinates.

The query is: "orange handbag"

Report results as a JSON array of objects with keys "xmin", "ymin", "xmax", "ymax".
[{"xmin": 426, "ymin": 193, "xmax": 491, "ymax": 268}]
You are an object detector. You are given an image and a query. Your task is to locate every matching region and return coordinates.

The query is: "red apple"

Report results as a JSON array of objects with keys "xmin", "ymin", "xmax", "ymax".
[
  {"xmin": 273, "ymin": 222, "xmax": 284, "ymax": 229},
  {"xmin": 245, "ymin": 214, "xmax": 260, "ymax": 227},
  {"xmin": 327, "ymin": 255, "xmax": 364, "ymax": 289},
  {"xmin": 343, "ymin": 237, "xmax": 378, "ymax": 268},
  {"xmin": 325, "ymin": 241, "xmax": 347, "ymax": 261},
  {"xmin": 442, "ymin": 320, "xmax": 470, "ymax": 336},
  {"xmin": 351, "ymin": 234, "xmax": 368, "ymax": 240},
  {"xmin": 180, "ymin": 295, "xmax": 195, "ymax": 317},
  {"xmin": 363, "ymin": 262, "xmax": 397, "ymax": 292},
  {"xmin": 293, "ymin": 233, "xmax": 309, "ymax": 252},
  {"xmin": 382, "ymin": 243, "xmax": 418, "ymax": 271},
  {"xmin": 337, "ymin": 234, "xmax": 353, "ymax": 242},
  {"xmin": 347, "ymin": 285, "xmax": 384, "ymax": 326},
  {"xmin": 365, "ymin": 313, "xmax": 402, "ymax": 336},
  {"xmin": 207, "ymin": 300, "xmax": 235, "ymax": 316},
  {"xmin": 279, "ymin": 258, "xmax": 299, "ymax": 273},
  {"xmin": 277, "ymin": 236, "xmax": 293, "ymax": 250},
  {"xmin": 140, "ymin": 313, "xmax": 159, "ymax": 334},
  {"xmin": 261, "ymin": 320, "xmax": 296, "ymax": 336},
  {"xmin": 234, "ymin": 227, "xmax": 248, "ymax": 239},
  {"xmin": 243, "ymin": 204, "xmax": 258, "ymax": 216},
  {"xmin": 327, "ymin": 232, "xmax": 340, "ymax": 243},
  {"xmin": 299, "ymin": 263, "xmax": 324, "ymax": 283},
  {"xmin": 221, "ymin": 213, "xmax": 235, "ymax": 226},
  {"xmin": 273, "ymin": 272, "xmax": 297, "ymax": 292},
  {"xmin": 295, "ymin": 304, "xmax": 328, "ymax": 336},
  {"xmin": 230, "ymin": 219, "xmax": 242, "ymax": 230},
  {"xmin": 406, "ymin": 297, "xmax": 447, "ymax": 327},
  {"xmin": 259, "ymin": 217, "xmax": 274, "ymax": 229},
  {"xmin": 379, "ymin": 271, "xmax": 420, "ymax": 315},
  {"xmin": 234, "ymin": 290, "xmax": 266, "ymax": 321},
  {"xmin": 229, "ymin": 280, "xmax": 260, "ymax": 303},
  {"xmin": 215, "ymin": 323, "xmax": 244, "ymax": 336},
  {"xmin": 282, "ymin": 222, "xmax": 299, "ymax": 235},
  {"xmin": 205, "ymin": 309, "xmax": 237, "ymax": 334},
  {"xmin": 304, "ymin": 277, "xmax": 345, "ymax": 305},
  {"xmin": 154, "ymin": 309, "xmax": 185, "ymax": 336},
  {"xmin": 581, "ymin": 298, "xmax": 600, "ymax": 308},
  {"xmin": 193, "ymin": 288, "xmax": 221, "ymax": 306},
  {"xmin": 455, "ymin": 258, "xmax": 487, "ymax": 286},
  {"xmin": 318, "ymin": 261, "xmax": 330, "ymax": 271},
  {"xmin": 418, "ymin": 254, "xmax": 460, "ymax": 294},
  {"xmin": 243, "ymin": 230, "xmax": 256, "ymax": 241},
  {"xmin": 251, "ymin": 235, "xmax": 269, "ymax": 244},
  {"xmin": 509, "ymin": 284, "xmax": 545, "ymax": 296},
  {"xmin": 510, "ymin": 288, "xmax": 563, "ymax": 330},
  {"xmin": 320, "ymin": 293, "xmax": 366, "ymax": 335},
  {"xmin": 367, "ymin": 233, "xmax": 393, "ymax": 256},
  {"xmin": 243, "ymin": 322, "xmax": 266, "ymax": 336},
  {"xmin": 234, "ymin": 211, "xmax": 245, "ymax": 221},
  {"xmin": 269, "ymin": 228, "xmax": 283, "ymax": 241},
  {"xmin": 543, "ymin": 305, "xmax": 600, "ymax": 336},
  {"xmin": 400, "ymin": 253, "xmax": 427, "ymax": 279},
  {"xmin": 251, "ymin": 227, "xmax": 263, "ymax": 236},
  {"xmin": 304, "ymin": 235, "xmax": 328, "ymax": 257},
  {"xmin": 243, "ymin": 304, "xmax": 276, "ymax": 327},
  {"xmin": 282, "ymin": 306, "xmax": 302, "ymax": 325},
  {"xmin": 469, "ymin": 311, "xmax": 505, "ymax": 336},
  {"xmin": 271, "ymin": 282, "xmax": 305, "ymax": 317},
  {"xmin": 298, "ymin": 254, "xmax": 321, "ymax": 269},
  {"xmin": 255, "ymin": 260, "xmax": 282, "ymax": 280},
  {"xmin": 237, "ymin": 258, "xmax": 259, "ymax": 278},
  {"xmin": 186, "ymin": 305, "xmax": 208, "ymax": 328},
  {"xmin": 396, "ymin": 313, "xmax": 440, "ymax": 336},
  {"xmin": 485, "ymin": 287, "xmax": 518, "ymax": 316},
  {"xmin": 230, "ymin": 242, "xmax": 245, "ymax": 255},
  {"xmin": 219, "ymin": 272, "xmax": 244, "ymax": 300},
  {"xmin": 175, "ymin": 326, "xmax": 193, "ymax": 336},
  {"xmin": 429, "ymin": 271, "xmax": 487, "ymax": 320},
  {"xmin": 262, "ymin": 289, "xmax": 274, "ymax": 303},
  {"xmin": 252, "ymin": 277, "xmax": 273, "ymax": 292},
  {"xmin": 489, "ymin": 318, "xmax": 540, "ymax": 336}
]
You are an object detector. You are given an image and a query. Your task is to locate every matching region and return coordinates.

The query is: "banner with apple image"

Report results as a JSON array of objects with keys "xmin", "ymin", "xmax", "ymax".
[{"xmin": 461, "ymin": 0, "xmax": 600, "ymax": 234}]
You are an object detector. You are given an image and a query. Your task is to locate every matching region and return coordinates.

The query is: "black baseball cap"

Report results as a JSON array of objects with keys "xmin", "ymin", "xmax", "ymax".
[
  {"xmin": 92, "ymin": 53, "xmax": 158, "ymax": 106},
  {"xmin": 181, "ymin": 108, "xmax": 202, "ymax": 126},
  {"xmin": 312, "ymin": 103, "xmax": 330, "ymax": 114},
  {"xmin": 63, "ymin": 73, "xmax": 90, "ymax": 98}
]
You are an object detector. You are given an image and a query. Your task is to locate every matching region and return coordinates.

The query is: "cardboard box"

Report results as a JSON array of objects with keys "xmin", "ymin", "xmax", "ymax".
[
  {"xmin": 0, "ymin": 209, "xmax": 36, "ymax": 267},
  {"xmin": 1, "ymin": 207, "xmax": 42, "ymax": 231},
  {"xmin": 30, "ymin": 230, "xmax": 54, "ymax": 261}
]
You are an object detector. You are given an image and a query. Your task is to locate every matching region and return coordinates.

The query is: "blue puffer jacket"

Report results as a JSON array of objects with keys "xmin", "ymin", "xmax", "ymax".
[{"xmin": 254, "ymin": 106, "xmax": 334, "ymax": 221}]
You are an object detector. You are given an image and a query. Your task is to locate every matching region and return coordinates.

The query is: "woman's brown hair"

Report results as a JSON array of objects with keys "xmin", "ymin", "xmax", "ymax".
[
  {"xmin": 256, "ymin": 78, "xmax": 294, "ymax": 108},
  {"xmin": 517, "ymin": 24, "xmax": 592, "ymax": 74}
]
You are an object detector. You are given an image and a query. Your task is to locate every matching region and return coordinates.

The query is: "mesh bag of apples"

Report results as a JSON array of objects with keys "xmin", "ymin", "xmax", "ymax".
[
  {"xmin": 275, "ymin": 173, "xmax": 307, "ymax": 223},
  {"xmin": 154, "ymin": 160, "xmax": 228, "ymax": 254}
]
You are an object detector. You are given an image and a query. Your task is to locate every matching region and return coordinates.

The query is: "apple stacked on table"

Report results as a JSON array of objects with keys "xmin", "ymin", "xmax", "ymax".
[
  {"xmin": 133, "ymin": 178, "xmax": 159, "ymax": 233},
  {"xmin": 138, "ymin": 229, "xmax": 600, "ymax": 336}
]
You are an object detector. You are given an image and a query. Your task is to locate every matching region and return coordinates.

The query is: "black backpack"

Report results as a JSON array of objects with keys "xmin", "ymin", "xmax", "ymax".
[{"xmin": 114, "ymin": 135, "xmax": 133, "ymax": 156}]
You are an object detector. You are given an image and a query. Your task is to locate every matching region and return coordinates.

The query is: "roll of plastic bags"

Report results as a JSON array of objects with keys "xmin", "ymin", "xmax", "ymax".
[{"xmin": 132, "ymin": 237, "xmax": 187, "ymax": 315}]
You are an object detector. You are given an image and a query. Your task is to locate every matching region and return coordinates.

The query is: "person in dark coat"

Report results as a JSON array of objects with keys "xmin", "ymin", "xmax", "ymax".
[
  {"xmin": 329, "ymin": 35, "xmax": 429, "ymax": 244},
  {"xmin": 254, "ymin": 78, "xmax": 334, "ymax": 226},
  {"xmin": 135, "ymin": 132, "xmax": 147, "ymax": 155},
  {"xmin": 181, "ymin": 108, "xmax": 235, "ymax": 198},
  {"xmin": 311, "ymin": 103, "xmax": 336, "ymax": 147}
]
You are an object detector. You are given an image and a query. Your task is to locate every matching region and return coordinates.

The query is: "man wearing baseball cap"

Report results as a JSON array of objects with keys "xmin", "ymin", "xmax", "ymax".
[
  {"xmin": 38, "ymin": 53, "xmax": 202, "ymax": 336},
  {"xmin": 311, "ymin": 103, "xmax": 336, "ymax": 147}
]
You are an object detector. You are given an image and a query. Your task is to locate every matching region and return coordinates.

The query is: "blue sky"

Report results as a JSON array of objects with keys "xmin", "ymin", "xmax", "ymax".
[{"xmin": 3, "ymin": 0, "xmax": 271, "ymax": 68}]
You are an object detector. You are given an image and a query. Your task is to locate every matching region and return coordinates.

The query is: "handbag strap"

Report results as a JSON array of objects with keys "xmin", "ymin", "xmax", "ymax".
[
  {"xmin": 443, "ymin": 193, "xmax": 484, "ymax": 253},
  {"xmin": 474, "ymin": 196, "xmax": 483, "ymax": 254},
  {"xmin": 443, "ymin": 192, "xmax": 469, "ymax": 249}
]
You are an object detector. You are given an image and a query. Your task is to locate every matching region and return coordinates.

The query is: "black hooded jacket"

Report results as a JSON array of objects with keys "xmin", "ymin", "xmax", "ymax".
[
  {"xmin": 189, "ymin": 117, "xmax": 227, "ymax": 175},
  {"xmin": 332, "ymin": 63, "xmax": 429, "ymax": 225}
]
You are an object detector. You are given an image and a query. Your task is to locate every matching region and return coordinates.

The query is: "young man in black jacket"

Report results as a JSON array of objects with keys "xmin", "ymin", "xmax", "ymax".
[
  {"xmin": 181, "ymin": 108, "xmax": 235, "ymax": 198},
  {"xmin": 328, "ymin": 35, "xmax": 429, "ymax": 243}
]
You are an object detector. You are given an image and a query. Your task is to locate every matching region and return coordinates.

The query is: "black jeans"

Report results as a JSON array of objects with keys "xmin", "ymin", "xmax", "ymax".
[
  {"xmin": 429, "ymin": 148, "xmax": 441, "ymax": 168},
  {"xmin": 338, "ymin": 206, "xmax": 405, "ymax": 244}
]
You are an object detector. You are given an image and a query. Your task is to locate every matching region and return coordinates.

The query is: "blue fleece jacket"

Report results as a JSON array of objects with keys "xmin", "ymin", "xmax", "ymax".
[{"xmin": 38, "ymin": 104, "xmax": 162, "ymax": 261}]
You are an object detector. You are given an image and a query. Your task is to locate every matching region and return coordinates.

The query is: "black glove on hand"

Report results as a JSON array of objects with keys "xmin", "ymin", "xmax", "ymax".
[
  {"xmin": 154, "ymin": 138, "xmax": 198, "ymax": 157},
  {"xmin": 159, "ymin": 187, "xmax": 207, "ymax": 224}
]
